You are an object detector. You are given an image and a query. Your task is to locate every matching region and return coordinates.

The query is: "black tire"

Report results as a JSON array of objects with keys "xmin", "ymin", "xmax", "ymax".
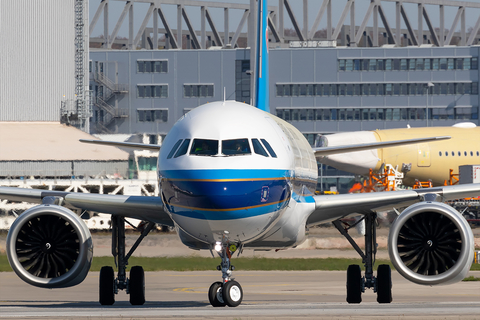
[
  {"xmin": 222, "ymin": 280, "xmax": 243, "ymax": 307},
  {"xmin": 376, "ymin": 264, "xmax": 392, "ymax": 303},
  {"xmin": 208, "ymin": 282, "xmax": 226, "ymax": 307},
  {"xmin": 99, "ymin": 266, "xmax": 115, "ymax": 306},
  {"xmin": 346, "ymin": 264, "xmax": 362, "ymax": 304},
  {"xmin": 129, "ymin": 266, "xmax": 146, "ymax": 305}
]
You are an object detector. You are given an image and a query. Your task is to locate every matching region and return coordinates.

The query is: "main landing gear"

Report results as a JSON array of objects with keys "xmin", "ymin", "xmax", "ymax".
[
  {"xmin": 208, "ymin": 232, "xmax": 243, "ymax": 307},
  {"xmin": 99, "ymin": 216, "xmax": 155, "ymax": 306},
  {"xmin": 333, "ymin": 212, "xmax": 392, "ymax": 304}
]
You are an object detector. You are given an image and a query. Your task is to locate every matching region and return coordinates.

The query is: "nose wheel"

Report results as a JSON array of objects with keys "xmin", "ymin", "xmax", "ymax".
[
  {"xmin": 222, "ymin": 280, "xmax": 243, "ymax": 307},
  {"xmin": 208, "ymin": 282, "xmax": 226, "ymax": 307},
  {"xmin": 208, "ymin": 233, "xmax": 243, "ymax": 307},
  {"xmin": 208, "ymin": 280, "xmax": 243, "ymax": 308}
]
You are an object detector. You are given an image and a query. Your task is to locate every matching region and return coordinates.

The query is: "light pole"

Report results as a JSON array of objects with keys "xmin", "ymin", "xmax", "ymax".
[{"xmin": 426, "ymin": 82, "xmax": 434, "ymax": 126}]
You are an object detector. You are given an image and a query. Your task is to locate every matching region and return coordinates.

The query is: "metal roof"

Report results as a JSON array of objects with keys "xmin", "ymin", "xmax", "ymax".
[{"xmin": 0, "ymin": 122, "xmax": 129, "ymax": 161}]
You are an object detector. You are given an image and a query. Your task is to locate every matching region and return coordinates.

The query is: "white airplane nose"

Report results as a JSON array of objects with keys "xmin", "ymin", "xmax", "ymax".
[{"xmin": 318, "ymin": 131, "xmax": 382, "ymax": 175}]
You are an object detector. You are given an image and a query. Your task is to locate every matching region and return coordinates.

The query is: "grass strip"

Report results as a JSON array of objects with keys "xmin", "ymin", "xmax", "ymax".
[
  {"xmin": 1, "ymin": 254, "xmax": 480, "ymax": 272},
  {"xmin": 91, "ymin": 256, "xmax": 392, "ymax": 271},
  {"xmin": 462, "ymin": 276, "xmax": 480, "ymax": 281},
  {"xmin": 0, "ymin": 255, "xmax": 383, "ymax": 272}
]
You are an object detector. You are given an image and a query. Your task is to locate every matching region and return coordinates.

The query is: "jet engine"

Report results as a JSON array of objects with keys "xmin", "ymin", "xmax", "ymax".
[
  {"xmin": 388, "ymin": 201, "xmax": 474, "ymax": 286},
  {"xmin": 6, "ymin": 204, "xmax": 93, "ymax": 288}
]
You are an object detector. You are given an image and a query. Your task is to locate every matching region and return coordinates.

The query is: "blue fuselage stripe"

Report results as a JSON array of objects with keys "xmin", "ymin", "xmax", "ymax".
[
  {"xmin": 167, "ymin": 201, "xmax": 287, "ymax": 220},
  {"xmin": 160, "ymin": 169, "xmax": 292, "ymax": 220}
]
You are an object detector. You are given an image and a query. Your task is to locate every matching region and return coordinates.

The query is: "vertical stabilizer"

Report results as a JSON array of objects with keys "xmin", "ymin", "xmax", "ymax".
[{"xmin": 254, "ymin": 0, "xmax": 270, "ymax": 113}]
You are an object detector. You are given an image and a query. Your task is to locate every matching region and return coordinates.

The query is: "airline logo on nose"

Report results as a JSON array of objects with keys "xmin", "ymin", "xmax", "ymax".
[{"xmin": 261, "ymin": 186, "xmax": 269, "ymax": 202}]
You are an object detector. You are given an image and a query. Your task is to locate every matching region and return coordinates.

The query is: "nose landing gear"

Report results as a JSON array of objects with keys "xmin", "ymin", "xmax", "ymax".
[{"xmin": 208, "ymin": 232, "xmax": 243, "ymax": 307}]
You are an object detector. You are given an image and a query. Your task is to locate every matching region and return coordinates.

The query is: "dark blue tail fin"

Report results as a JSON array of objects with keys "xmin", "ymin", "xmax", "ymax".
[{"xmin": 254, "ymin": 0, "xmax": 270, "ymax": 113}]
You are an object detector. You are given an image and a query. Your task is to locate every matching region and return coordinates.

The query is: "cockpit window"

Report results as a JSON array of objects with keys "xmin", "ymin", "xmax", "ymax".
[
  {"xmin": 190, "ymin": 139, "xmax": 218, "ymax": 156},
  {"xmin": 222, "ymin": 139, "xmax": 251, "ymax": 156},
  {"xmin": 167, "ymin": 139, "xmax": 183, "ymax": 159},
  {"xmin": 260, "ymin": 139, "xmax": 277, "ymax": 158},
  {"xmin": 174, "ymin": 139, "xmax": 190, "ymax": 158},
  {"xmin": 252, "ymin": 139, "xmax": 269, "ymax": 157}
]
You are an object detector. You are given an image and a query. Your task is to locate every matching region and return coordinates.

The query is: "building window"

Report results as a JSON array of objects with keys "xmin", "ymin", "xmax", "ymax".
[
  {"xmin": 137, "ymin": 109, "xmax": 168, "ymax": 122},
  {"xmin": 184, "ymin": 84, "xmax": 214, "ymax": 98},
  {"xmin": 393, "ymin": 84, "xmax": 401, "ymax": 95},
  {"xmin": 472, "ymin": 84, "xmax": 479, "ymax": 95},
  {"xmin": 275, "ymin": 82, "xmax": 478, "ymax": 97},
  {"xmin": 385, "ymin": 59, "xmax": 392, "ymax": 71},
  {"xmin": 416, "ymin": 58, "xmax": 424, "ymax": 70},
  {"xmin": 440, "ymin": 58, "xmax": 448, "ymax": 70},
  {"xmin": 137, "ymin": 60, "xmax": 168, "ymax": 73},
  {"xmin": 408, "ymin": 59, "xmax": 416, "ymax": 71},
  {"xmin": 137, "ymin": 85, "xmax": 168, "ymax": 98},
  {"xmin": 235, "ymin": 60, "xmax": 250, "ymax": 102},
  {"xmin": 338, "ymin": 57, "xmax": 478, "ymax": 72},
  {"xmin": 447, "ymin": 58, "xmax": 455, "ymax": 70},
  {"xmin": 456, "ymin": 58, "xmax": 463, "ymax": 70},
  {"xmin": 377, "ymin": 59, "xmax": 385, "ymax": 71},
  {"xmin": 345, "ymin": 59, "xmax": 353, "ymax": 71},
  {"xmin": 275, "ymin": 106, "xmax": 478, "ymax": 122},
  {"xmin": 362, "ymin": 59, "xmax": 369, "ymax": 71},
  {"xmin": 471, "ymin": 57, "xmax": 478, "ymax": 70},
  {"xmin": 424, "ymin": 59, "xmax": 431, "ymax": 70}
]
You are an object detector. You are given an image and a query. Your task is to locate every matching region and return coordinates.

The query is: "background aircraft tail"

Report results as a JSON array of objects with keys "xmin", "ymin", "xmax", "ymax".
[{"xmin": 254, "ymin": 0, "xmax": 270, "ymax": 113}]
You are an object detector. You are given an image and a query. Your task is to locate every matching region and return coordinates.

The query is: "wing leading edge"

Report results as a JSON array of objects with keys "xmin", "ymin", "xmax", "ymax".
[
  {"xmin": 79, "ymin": 139, "xmax": 161, "ymax": 151},
  {"xmin": 307, "ymin": 183, "xmax": 480, "ymax": 226},
  {"xmin": 0, "ymin": 186, "xmax": 172, "ymax": 226},
  {"xmin": 313, "ymin": 136, "xmax": 450, "ymax": 157}
]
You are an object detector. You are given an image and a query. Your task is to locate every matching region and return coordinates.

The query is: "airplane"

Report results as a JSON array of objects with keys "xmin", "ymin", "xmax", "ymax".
[
  {"xmin": 1, "ymin": 0, "xmax": 480, "ymax": 308},
  {"xmin": 318, "ymin": 123, "xmax": 480, "ymax": 186}
]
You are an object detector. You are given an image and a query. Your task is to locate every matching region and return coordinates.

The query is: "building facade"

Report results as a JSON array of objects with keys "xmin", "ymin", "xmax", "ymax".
[{"xmin": 90, "ymin": 45, "xmax": 480, "ymax": 138}]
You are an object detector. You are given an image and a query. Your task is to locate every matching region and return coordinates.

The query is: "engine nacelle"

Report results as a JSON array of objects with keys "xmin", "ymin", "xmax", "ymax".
[
  {"xmin": 388, "ymin": 201, "xmax": 474, "ymax": 286},
  {"xmin": 6, "ymin": 205, "xmax": 93, "ymax": 288}
]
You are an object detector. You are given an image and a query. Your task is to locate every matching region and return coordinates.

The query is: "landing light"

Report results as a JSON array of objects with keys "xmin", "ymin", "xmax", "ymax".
[{"xmin": 214, "ymin": 241, "xmax": 222, "ymax": 252}]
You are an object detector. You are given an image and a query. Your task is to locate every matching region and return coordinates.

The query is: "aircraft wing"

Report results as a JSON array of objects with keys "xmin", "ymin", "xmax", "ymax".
[
  {"xmin": 313, "ymin": 136, "xmax": 450, "ymax": 157},
  {"xmin": 0, "ymin": 186, "xmax": 173, "ymax": 226},
  {"xmin": 306, "ymin": 183, "xmax": 480, "ymax": 226},
  {"xmin": 79, "ymin": 139, "xmax": 161, "ymax": 151}
]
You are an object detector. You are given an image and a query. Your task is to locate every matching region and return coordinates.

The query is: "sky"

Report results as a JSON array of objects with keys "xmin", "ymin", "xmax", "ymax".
[{"xmin": 89, "ymin": 0, "xmax": 480, "ymax": 40}]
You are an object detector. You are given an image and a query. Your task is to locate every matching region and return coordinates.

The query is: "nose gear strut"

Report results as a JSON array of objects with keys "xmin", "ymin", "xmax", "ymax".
[{"xmin": 208, "ymin": 232, "xmax": 243, "ymax": 307}]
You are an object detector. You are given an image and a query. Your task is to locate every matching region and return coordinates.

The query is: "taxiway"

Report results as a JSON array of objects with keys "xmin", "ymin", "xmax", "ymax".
[{"xmin": 1, "ymin": 270, "xmax": 479, "ymax": 319}]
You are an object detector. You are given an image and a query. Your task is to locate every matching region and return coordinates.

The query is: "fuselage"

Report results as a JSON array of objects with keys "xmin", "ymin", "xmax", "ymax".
[
  {"xmin": 319, "ymin": 123, "xmax": 480, "ymax": 186},
  {"xmin": 158, "ymin": 101, "xmax": 317, "ymax": 248}
]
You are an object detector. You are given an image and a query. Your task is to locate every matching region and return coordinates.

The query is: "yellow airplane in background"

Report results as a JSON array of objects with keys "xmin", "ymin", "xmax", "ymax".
[{"xmin": 318, "ymin": 122, "xmax": 480, "ymax": 186}]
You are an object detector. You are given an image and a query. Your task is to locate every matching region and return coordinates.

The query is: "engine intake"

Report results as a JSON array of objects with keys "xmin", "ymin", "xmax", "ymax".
[
  {"xmin": 388, "ymin": 201, "xmax": 474, "ymax": 286},
  {"xmin": 6, "ymin": 205, "xmax": 93, "ymax": 288}
]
